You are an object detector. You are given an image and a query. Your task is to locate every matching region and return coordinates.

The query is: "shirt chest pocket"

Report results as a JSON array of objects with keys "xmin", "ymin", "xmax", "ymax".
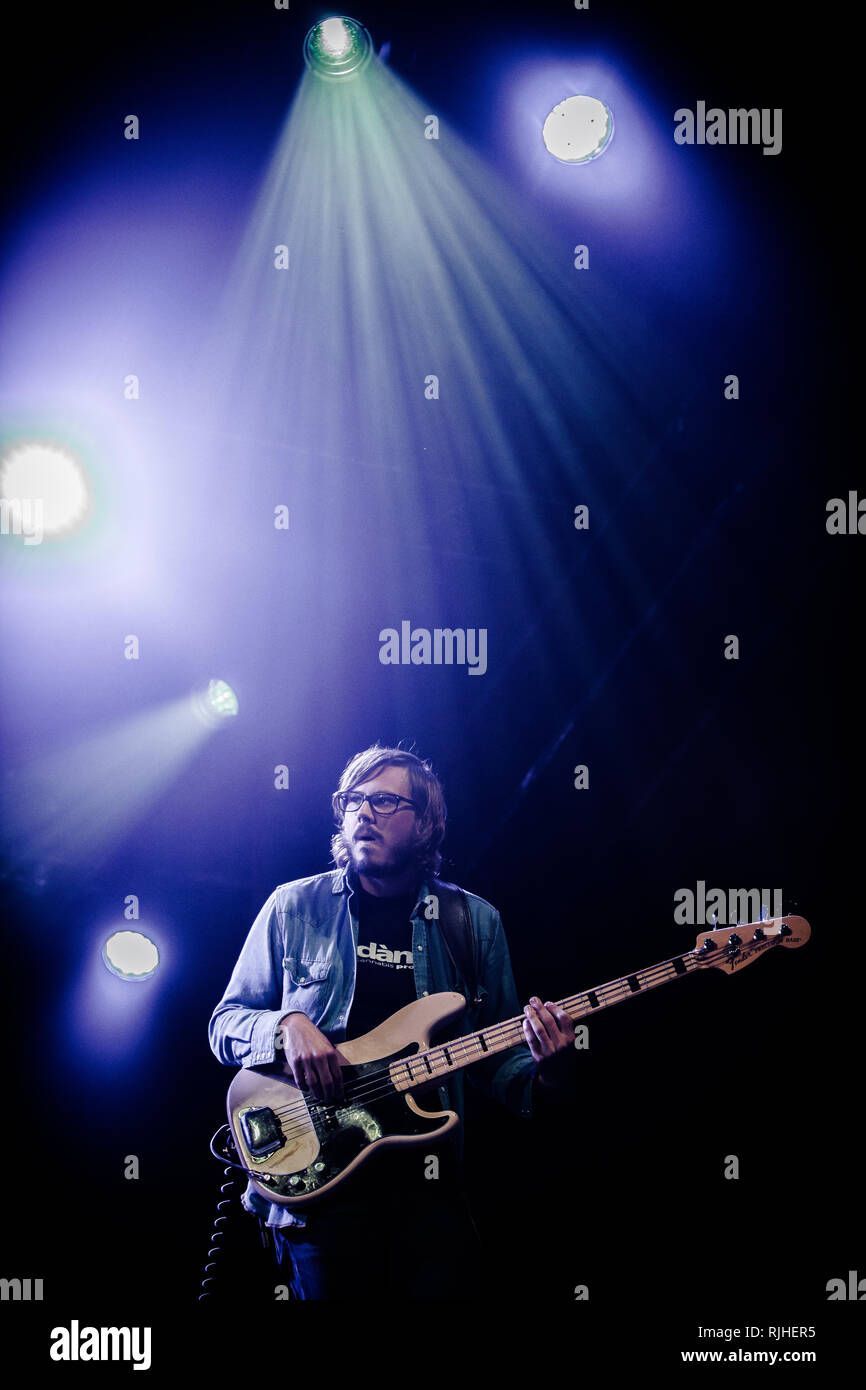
[{"xmin": 282, "ymin": 955, "xmax": 333, "ymax": 1018}]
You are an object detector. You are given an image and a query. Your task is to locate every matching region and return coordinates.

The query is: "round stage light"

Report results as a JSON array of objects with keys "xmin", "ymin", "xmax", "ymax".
[
  {"xmin": 102, "ymin": 930, "xmax": 160, "ymax": 982},
  {"xmin": 303, "ymin": 16, "xmax": 373, "ymax": 79},
  {"xmin": 542, "ymin": 95, "xmax": 615, "ymax": 165},
  {"xmin": 0, "ymin": 439, "xmax": 89, "ymax": 539},
  {"xmin": 205, "ymin": 679, "xmax": 239, "ymax": 719},
  {"xmin": 191, "ymin": 678, "xmax": 240, "ymax": 730}
]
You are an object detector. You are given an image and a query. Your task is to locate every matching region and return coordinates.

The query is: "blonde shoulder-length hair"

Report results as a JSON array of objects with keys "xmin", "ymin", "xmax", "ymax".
[{"xmin": 330, "ymin": 744, "xmax": 446, "ymax": 877}]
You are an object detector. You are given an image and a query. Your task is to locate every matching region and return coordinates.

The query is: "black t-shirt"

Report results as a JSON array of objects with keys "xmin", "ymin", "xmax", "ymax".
[
  {"xmin": 345, "ymin": 879, "xmax": 420, "ymax": 1040},
  {"xmin": 336, "ymin": 877, "xmax": 466, "ymax": 1193}
]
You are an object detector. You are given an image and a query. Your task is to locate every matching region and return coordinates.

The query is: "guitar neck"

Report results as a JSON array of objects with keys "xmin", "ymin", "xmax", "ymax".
[{"xmin": 392, "ymin": 948, "xmax": 703, "ymax": 1093}]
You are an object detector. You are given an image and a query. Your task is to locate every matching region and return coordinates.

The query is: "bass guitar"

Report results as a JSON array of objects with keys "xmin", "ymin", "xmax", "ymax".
[{"xmin": 226, "ymin": 913, "xmax": 809, "ymax": 1206}]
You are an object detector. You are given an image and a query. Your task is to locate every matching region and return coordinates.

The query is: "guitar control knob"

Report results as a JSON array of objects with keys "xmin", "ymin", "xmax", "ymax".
[
  {"xmin": 288, "ymin": 1175, "xmax": 301, "ymax": 1187},
  {"xmin": 313, "ymin": 1161, "xmax": 326, "ymax": 1172}
]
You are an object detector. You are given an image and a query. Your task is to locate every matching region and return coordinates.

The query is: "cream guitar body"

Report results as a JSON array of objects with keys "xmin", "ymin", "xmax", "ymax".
[{"xmin": 227, "ymin": 991, "xmax": 467, "ymax": 1207}]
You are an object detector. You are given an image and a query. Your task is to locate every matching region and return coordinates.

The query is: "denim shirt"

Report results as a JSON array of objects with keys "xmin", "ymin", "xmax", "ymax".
[{"xmin": 208, "ymin": 867, "xmax": 538, "ymax": 1227}]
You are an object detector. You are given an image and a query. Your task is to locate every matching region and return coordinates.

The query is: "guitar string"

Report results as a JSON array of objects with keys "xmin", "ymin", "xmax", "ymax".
[{"xmin": 263, "ymin": 956, "xmax": 712, "ymax": 1143}]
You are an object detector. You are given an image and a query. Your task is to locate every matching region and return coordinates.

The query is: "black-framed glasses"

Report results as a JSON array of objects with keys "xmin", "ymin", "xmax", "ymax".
[{"xmin": 336, "ymin": 791, "xmax": 419, "ymax": 817}]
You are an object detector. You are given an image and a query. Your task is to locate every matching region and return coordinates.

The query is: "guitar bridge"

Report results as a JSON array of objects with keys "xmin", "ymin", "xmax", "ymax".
[{"xmin": 239, "ymin": 1106, "xmax": 284, "ymax": 1160}]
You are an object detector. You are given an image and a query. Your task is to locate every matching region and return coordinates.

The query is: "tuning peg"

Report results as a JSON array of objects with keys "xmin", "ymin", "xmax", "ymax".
[
  {"xmin": 778, "ymin": 921, "xmax": 791, "ymax": 937},
  {"xmin": 753, "ymin": 927, "xmax": 765, "ymax": 941}
]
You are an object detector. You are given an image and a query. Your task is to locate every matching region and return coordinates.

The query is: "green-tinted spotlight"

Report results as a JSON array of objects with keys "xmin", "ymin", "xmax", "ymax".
[
  {"xmin": 303, "ymin": 16, "xmax": 373, "ymax": 79},
  {"xmin": 102, "ymin": 930, "xmax": 160, "ymax": 981},
  {"xmin": 191, "ymin": 678, "xmax": 239, "ymax": 729},
  {"xmin": 207, "ymin": 679, "xmax": 239, "ymax": 719}
]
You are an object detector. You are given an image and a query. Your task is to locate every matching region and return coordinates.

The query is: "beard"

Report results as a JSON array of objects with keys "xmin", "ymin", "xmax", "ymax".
[{"xmin": 348, "ymin": 835, "xmax": 420, "ymax": 881}]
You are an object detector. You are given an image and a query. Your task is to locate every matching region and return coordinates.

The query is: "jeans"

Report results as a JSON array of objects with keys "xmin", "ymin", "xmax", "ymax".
[{"xmin": 273, "ymin": 1148, "xmax": 485, "ymax": 1300}]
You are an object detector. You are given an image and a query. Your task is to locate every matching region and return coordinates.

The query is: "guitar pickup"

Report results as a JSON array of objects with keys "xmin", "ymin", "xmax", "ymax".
[{"xmin": 240, "ymin": 1106, "xmax": 284, "ymax": 1159}]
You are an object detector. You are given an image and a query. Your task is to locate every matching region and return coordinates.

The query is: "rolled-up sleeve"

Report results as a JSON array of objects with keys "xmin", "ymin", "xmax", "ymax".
[
  {"xmin": 208, "ymin": 892, "xmax": 288, "ymax": 1068},
  {"xmin": 465, "ymin": 909, "xmax": 536, "ymax": 1119}
]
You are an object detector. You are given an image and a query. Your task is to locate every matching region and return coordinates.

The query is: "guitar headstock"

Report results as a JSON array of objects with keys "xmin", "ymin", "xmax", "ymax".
[{"xmin": 691, "ymin": 915, "xmax": 811, "ymax": 973}]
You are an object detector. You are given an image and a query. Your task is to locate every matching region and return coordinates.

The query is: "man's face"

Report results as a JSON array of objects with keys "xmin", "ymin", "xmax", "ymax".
[{"xmin": 341, "ymin": 765, "xmax": 420, "ymax": 881}]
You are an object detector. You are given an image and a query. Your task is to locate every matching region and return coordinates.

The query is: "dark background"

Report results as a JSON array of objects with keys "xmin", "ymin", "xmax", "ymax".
[{"xmin": 0, "ymin": 0, "xmax": 859, "ymax": 1370}]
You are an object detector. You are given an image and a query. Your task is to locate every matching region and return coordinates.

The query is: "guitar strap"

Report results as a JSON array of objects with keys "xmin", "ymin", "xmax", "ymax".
[{"xmin": 429, "ymin": 877, "xmax": 481, "ymax": 1007}]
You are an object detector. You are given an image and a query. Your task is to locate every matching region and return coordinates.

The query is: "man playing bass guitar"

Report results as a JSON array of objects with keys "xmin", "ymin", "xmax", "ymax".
[{"xmin": 208, "ymin": 743, "xmax": 578, "ymax": 1299}]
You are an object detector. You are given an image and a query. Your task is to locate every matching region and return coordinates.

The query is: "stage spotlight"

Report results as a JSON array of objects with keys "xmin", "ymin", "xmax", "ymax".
[
  {"xmin": 191, "ymin": 678, "xmax": 239, "ymax": 730},
  {"xmin": 542, "ymin": 95, "xmax": 614, "ymax": 165},
  {"xmin": 0, "ymin": 439, "xmax": 89, "ymax": 539},
  {"xmin": 320, "ymin": 17, "xmax": 351, "ymax": 55},
  {"xmin": 303, "ymin": 16, "xmax": 373, "ymax": 79},
  {"xmin": 102, "ymin": 930, "xmax": 160, "ymax": 981}
]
